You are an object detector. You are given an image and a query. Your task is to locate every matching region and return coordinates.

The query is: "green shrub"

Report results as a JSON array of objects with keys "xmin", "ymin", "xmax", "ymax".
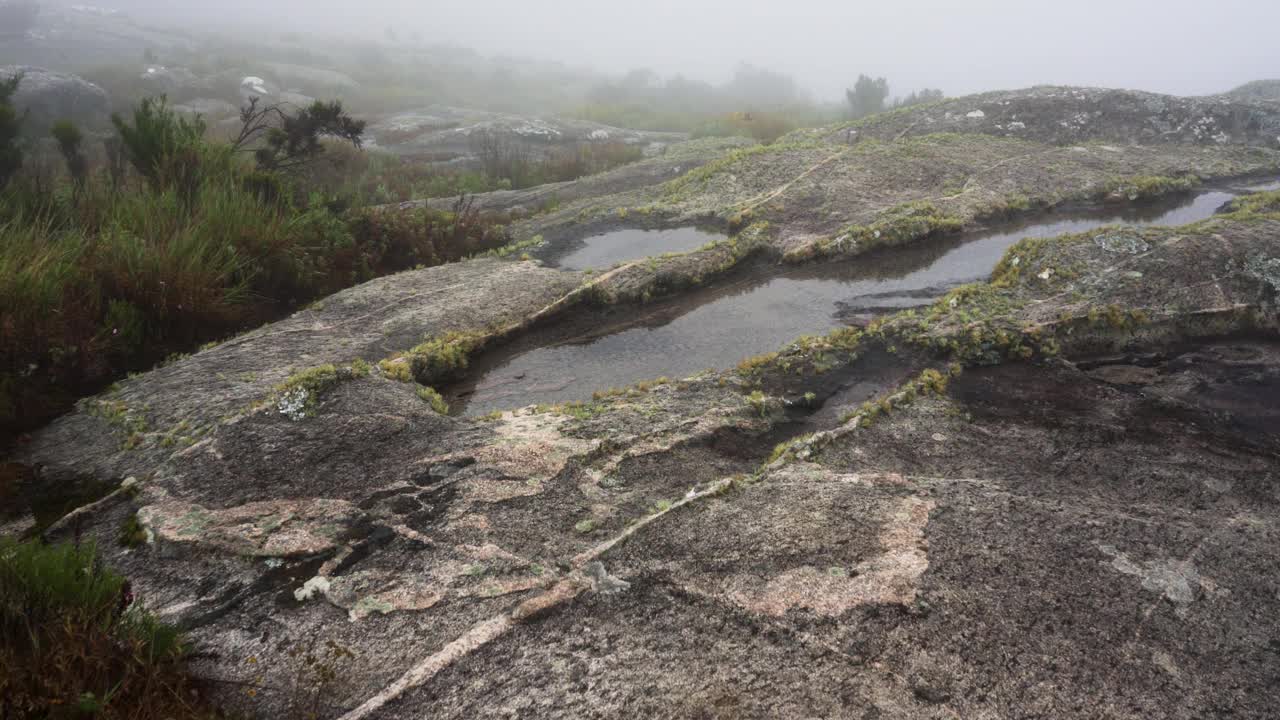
[
  {"xmin": 415, "ymin": 385, "xmax": 450, "ymax": 414},
  {"xmin": 50, "ymin": 120, "xmax": 87, "ymax": 186},
  {"xmin": 0, "ymin": 94, "xmax": 508, "ymax": 442},
  {"xmin": 0, "ymin": 538, "xmax": 214, "ymax": 719},
  {"xmin": 111, "ymin": 97, "xmax": 207, "ymax": 197}
]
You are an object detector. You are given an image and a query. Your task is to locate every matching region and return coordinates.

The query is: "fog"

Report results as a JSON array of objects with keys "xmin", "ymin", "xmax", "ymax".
[{"xmin": 105, "ymin": 0, "xmax": 1279, "ymax": 100}]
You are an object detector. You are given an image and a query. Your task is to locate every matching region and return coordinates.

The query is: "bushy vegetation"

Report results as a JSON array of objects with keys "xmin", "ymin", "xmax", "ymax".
[
  {"xmin": 846, "ymin": 75, "xmax": 944, "ymax": 119},
  {"xmin": 571, "ymin": 64, "xmax": 841, "ymax": 143},
  {"xmin": 468, "ymin": 128, "xmax": 643, "ymax": 188},
  {"xmin": 0, "ymin": 76, "xmax": 506, "ymax": 440},
  {"xmin": 846, "ymin": 75, "xmax": 889, "ymax": 119},
  {"xmin": 0, "ymin": 538, "xmax": 216, "ymax": 719},
  {"xmin": 571, "ymin": 65, "xmax": 941, "ymax": 141}
]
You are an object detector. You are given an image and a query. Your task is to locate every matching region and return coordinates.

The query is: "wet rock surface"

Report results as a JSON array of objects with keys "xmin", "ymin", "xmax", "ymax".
[
  {"xmin": 367, "ymin": 104, "xmax": 687, "ymax": 163},
  {"xmin": 17, "ymin": 258, "xmax": 583, "ymax": 484},
  {"xmin": 447, "ymin": 185, "xmax": 1262, "ymax": 415},
  {"xmin": 511, "ymin": 126, "xmax": 1280, "ymax": 270},
  {"xmin": 7, "ymin": 87, "xmax": 1280, "ymax": 718}
]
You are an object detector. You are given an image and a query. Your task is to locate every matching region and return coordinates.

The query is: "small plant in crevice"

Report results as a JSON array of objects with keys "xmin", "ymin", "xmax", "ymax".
[
  {"xmin": 270, "ymin": 361, "xmax": 371, "ymax": 420},
  {"xmin": 285, "ymin": 637, "xmax": 357, "ymax": 720},
  {"xmin": 415, "ymin": 385, "xmax": 449, "ymax": 414},
  {"xmin": 119, "ymin": 513, "xmax": 148, "ymax": 547}
]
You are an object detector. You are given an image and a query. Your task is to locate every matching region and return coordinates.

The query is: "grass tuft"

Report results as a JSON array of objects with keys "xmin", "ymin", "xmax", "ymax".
[{"xmin": 0, "ymin": 538, "xmax": 215, "ymax": 719}]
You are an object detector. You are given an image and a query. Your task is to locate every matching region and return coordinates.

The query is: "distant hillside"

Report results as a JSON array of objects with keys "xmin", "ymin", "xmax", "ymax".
[{"xmin": 1224, "ymin": 79, "xmax": 1280, "ymax": 102}]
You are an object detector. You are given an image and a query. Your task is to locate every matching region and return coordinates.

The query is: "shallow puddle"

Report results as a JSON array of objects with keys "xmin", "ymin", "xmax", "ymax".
[
  {"xmin": 449, "ymin": 186, "xmax": 1259, "ymax": 415},
  {"xmin": 553, "ymin": 227, "xmax": 725, "ymax": 270}
]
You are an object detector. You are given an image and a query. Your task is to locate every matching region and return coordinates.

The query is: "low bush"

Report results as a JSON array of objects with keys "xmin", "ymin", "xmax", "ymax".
[
  {"xmin": 0, "ymin": 89, "xmax": 507, "ymax": 441},
  {"xmin": 0, "ymin": 538, "xmax": 216, "ymax": 719}
]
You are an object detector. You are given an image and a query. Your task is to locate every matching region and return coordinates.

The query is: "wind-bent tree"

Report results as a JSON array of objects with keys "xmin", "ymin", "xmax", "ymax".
[{"xmin": 232, "ymin": 97, "xmax": 365, "ymax": 172}]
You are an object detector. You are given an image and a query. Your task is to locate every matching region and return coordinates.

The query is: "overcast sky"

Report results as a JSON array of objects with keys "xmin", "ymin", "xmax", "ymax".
[{"xmin": 113, "ymin": 0, "xmax": 1279, "ymax": 100}]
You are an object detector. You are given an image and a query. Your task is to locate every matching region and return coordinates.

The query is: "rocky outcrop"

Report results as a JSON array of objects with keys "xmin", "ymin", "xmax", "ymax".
[
  {"xmin": 414, "ymin": 137, "xmax": 751, "ymax": 216},
  {"xmin": 9, "ymin": 86, "xmax": 1280, "ymax": 718},
  {"xmin": 366, "ymin": 105, "xmax": 687, "ymax": 163},
  {"xmin": 15, "ymin": 206, "xmax": 1280, "ymax": 718},
  {"xmin": 16, "ymin": 258, "xmax": 583, "ymax": 486},
  {"xmin": 1, "ymin": 64, "xmax": 109, "ymax": 131},
  {"xmin": 513, "ymin": 127, "xmax": 1280, "ymax": 271},
  {"xmin": 810, "ymin": 86, "xmax": 1280, "ymax": 148},
  {"xmin": 1223, "ymin": 79, "xmax": 1280, "ymax": 103}
]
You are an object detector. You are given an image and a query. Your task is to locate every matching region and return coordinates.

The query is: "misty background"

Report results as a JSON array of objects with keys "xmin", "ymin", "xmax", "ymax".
[{"xmin": 100, "ymin": 0, "xmax": 1279, "ymax": 99}]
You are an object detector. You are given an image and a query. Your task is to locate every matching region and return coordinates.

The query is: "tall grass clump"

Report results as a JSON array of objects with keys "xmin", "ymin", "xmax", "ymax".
[{"xmin": 0, "ymin": 538, "xmax": 216, "ymax": 719}]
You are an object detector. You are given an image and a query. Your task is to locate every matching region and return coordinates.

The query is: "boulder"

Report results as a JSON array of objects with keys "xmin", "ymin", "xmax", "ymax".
[
  {"xmin": 238, "ymin": 75, "xmax": 278, "ymax": 104},
  {"xmin": 817, "ymin": 86, "xmax": 1280, "ymax": 148},
  {"xmin": 367, "ymin": 104, "xmax": 687, "ymax": 164},
  {"xmin": 1, "ymin": 65, "xmax": 109, "ymax": 132},
  {"xmin": 138, "ymin": 64, "xmax": 200, "ymax": 97}
]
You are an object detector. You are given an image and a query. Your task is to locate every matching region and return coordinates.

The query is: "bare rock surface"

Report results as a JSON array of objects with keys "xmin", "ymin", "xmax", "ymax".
[
  {"xmin": 511, "ymin": 127, "xmax": 1280, "ymax": 291},
  {"xmin": 8, "ymin": 87, "xmax": 1280, "ymax": 718},
  {"xmin": 813, "ymin": 86, "xmax": 1280, "ymax": 148},
  {"xmin": 14, "ymin": 205, "xmax": 1279, "ymax": 718},
  {"xmin": 416, "ymin": 137, "xmax": 751, "ymax": 216},
  {"xmin": 367, "ymin": 104, "xmax": 687, "ymax": 163},
  {"xmin": 18, "ymin": 258, "xmax": 582, "ymax": 484},
  {"xmin": 0, "ymin": 64, "xmax": 109, "ymax": 131},
  {"xmin": 1222, "ymin": 79, "xmax": 1280, "ymax": 103}
]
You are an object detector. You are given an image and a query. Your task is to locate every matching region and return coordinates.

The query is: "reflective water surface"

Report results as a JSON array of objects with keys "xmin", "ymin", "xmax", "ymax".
[
  {"xmin": 449, "ymin": 185, "xmax": 1262, "ymax": 415},
  {"xmin": 554, "ymin": 227, "xmax": 726, "ymax": 270}
]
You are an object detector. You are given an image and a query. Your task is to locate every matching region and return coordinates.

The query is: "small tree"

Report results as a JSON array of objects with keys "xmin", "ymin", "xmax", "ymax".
[
  {"xmin": 0, "ymin": 73, "xmax": 22, "ymax": 189},
  {"xmin": 232, "ymin": 97, "xmax": 365, "ymax": 173},
  {"xmin": 50, "ymin": 120, "xmax": 87, "ymax": 187},
  {"xmin": 845, "ymin": 75, "xmax": 890, "ymax": 120},
  {"xmin": 111, "ymin": 96, "xmax": 207, "ymax": 199}
]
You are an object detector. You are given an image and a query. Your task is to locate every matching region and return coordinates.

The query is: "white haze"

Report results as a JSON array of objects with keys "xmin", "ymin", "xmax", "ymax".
[{"xmin": 106, "ymin": 0, "xmax": 1278, "ymax": 100}]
